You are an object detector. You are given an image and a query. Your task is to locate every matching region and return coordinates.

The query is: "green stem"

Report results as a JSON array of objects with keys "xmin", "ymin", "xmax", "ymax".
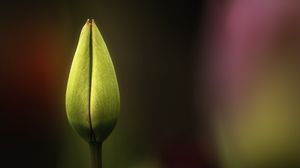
[{"xmin": 90, "ymin": 143, "xmax": 102, "ymax": 168}]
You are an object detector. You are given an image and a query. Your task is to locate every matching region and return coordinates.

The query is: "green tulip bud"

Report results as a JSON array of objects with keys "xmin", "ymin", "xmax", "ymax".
[{"xmin": 66, "ymin": 19, "xmax": 120, "ymax": 144}]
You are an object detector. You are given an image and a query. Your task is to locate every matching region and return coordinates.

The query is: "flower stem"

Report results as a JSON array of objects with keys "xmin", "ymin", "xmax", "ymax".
[{"xmin": 90, "ymin": 143, "xmax": 102, "ymax": 168}]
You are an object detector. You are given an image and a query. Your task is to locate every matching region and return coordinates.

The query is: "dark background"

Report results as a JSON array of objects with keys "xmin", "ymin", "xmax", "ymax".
[{"xmin": 0, "ymin": 0, "xmax": 217, "ymax": 167}]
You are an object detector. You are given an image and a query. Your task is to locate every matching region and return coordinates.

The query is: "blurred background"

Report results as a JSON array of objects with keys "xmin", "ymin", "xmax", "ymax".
[
  {"xmin": 0, "ymin": 0, "xmax": 216, "ymax": 168},
  {"xmin": 3, "ymin": 0, "xmax": 300, "ymax": 167}
]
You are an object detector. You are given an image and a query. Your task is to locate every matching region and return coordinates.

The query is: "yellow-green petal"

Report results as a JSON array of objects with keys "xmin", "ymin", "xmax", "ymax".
[{"xmin": 66, "ymin": 19, "xmax": 120, "ymax": 143}]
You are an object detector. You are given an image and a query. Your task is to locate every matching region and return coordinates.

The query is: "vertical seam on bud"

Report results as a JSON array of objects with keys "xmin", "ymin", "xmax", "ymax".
[{"xmin": 88, "ymin": 19, "xmax": 97, "ymax": 143}]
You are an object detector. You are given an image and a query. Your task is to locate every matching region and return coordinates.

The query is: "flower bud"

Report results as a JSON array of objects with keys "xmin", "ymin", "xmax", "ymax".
[{"xmin": 66, "ymin": 19, "xmax": 120, "ymax": 143}]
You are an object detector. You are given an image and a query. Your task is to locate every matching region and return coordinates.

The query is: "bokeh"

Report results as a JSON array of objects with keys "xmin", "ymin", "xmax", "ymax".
[
  {"xmin": 3, "ymin": 0, "xmax": 300, "ymax": 167},
  {"xmin": 207, "ymin": 0, "xmax": 300, "ymax": 167}
]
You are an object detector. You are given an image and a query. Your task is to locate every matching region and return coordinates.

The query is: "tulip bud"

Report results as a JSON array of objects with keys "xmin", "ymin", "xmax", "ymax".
[{"xmin": 66, "ymin": 19, "xmax": 120, "ymax": 144}]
